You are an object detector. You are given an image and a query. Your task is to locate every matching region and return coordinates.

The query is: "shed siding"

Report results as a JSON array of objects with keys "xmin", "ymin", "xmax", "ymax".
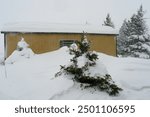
[{"xmin": 6, "ymin": 33, "xmax": 116, "ymax": 57}]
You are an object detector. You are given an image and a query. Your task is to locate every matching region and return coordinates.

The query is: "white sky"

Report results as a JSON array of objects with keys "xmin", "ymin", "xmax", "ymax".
[
  {"xmin": 0, "ymin": 0, "xmax": 150, "ymax": 29},
  {"xmin": 0, "ymin": 0, "xmax": 150, "ymax": 55}
]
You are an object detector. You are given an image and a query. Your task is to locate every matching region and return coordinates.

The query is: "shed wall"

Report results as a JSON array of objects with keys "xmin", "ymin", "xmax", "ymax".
[{"xmin": 6, "ymin": 33, "xmax": 116, "ymax": 57}]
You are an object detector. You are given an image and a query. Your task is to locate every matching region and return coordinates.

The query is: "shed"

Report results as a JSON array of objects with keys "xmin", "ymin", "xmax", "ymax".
[{"xmin": 1, "ymin": 23, "xmax": 118, "ymax": 59}]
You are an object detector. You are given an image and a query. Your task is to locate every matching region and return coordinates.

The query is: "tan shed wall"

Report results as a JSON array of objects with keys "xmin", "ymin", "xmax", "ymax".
[{"xmin": 6, "ymin": 33, "xmax": 116, "ymax": 57}]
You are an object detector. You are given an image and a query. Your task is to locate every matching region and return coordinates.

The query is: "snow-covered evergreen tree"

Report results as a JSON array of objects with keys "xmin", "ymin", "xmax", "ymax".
[
  {"xmin": 118, "ymin": 5, "xmax": 150, "ymax": 58},
  {"xmin": 130, "ymin": 5, "xmax": 147, "ymax": 36},
  {"xmin": 56, "ymin": 33, "xmax": 122, "ymax": 96},
  {"xmin": 104, "ymin": 13, "xmax": 115, "ymax": 28},
  {"xmin": 117, "ymin": 20, "xmax": 131, "ymax": 55}
]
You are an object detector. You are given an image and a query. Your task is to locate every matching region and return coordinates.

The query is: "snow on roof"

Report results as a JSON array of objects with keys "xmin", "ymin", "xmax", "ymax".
[{"xmin": 1, "ymin": 22, "xmax": 118, "ymax": 35}]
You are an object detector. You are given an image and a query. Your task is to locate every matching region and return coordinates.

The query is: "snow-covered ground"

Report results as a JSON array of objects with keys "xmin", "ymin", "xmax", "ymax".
[{"xmin": 0, "ymin": 46, "xmax": 150, "ymax": 100}]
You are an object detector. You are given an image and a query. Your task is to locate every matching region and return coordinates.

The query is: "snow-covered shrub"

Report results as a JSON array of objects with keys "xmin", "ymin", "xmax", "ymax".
[
  {"xmin": 5, "ymin": 37, "xmax": 34, "ymax": 64},
  {"xmin": 17, "ymin": 37, "xmax": 29, "ymax": 51},
  {"xmin": 56, "ymin": 34, "xmax": 122, "ymax": 96}
]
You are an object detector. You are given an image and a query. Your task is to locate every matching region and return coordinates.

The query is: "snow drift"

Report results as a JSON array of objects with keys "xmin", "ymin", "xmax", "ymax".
[{"xmin": 0, "ymin": 47, "xmax": 150, "ymax": 99}]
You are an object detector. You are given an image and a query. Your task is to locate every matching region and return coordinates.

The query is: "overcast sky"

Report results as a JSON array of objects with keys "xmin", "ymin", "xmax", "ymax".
[
  {"xmin": 0, "ymin": 0, "xmax": 150, "ymax": 54},
  {"xmin": 0, "ymin": 0, "xmax": 150, "ymax": 30}
]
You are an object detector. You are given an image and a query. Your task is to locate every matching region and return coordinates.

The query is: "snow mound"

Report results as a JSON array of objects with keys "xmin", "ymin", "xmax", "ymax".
[
  {"xmin": 5, "ymin": 49, "xmax": 34, "ymax": 64},
  {"xmin": 5, "ymin": 38, "xmax": 34, "ymax": 64},
  {"xmin": 0, "ymin": 46, "xmax": 150, "ymax": 99}
]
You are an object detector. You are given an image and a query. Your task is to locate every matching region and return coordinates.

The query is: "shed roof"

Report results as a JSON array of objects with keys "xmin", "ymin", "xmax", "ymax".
[{"xmin": 1, "ymin": 22, "xmax": 118, "ymax": 35}]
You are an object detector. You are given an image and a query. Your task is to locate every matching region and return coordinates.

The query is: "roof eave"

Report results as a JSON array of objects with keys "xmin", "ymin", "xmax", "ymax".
[{"xmin": 1, "ymin": 31, "xmax": 118, "ymax": 35}]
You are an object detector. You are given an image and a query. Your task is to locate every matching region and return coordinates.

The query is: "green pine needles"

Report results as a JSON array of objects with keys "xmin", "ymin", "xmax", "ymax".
[{"xmin": 56, "ymin": 33, "xmax": 122, "ymax": 96}]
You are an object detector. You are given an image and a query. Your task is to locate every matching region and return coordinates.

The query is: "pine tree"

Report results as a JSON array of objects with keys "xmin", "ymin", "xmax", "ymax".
[
  {"xmin": 130, "ymin": 5, "xmax": 147, "ymax": 35},
  {"xmin": 118, "ymin": 5, "xmax": 150, "ymax": 58},
  {"xmin": 117, "ymin": 20, "xmax": 131, "ymax": 55},
  {"xmin": 77, "ymin": 32, "xmax": 90, "ymax": 54},
  {"xmin": 56, "ymin": 33, "xmax": 122, "ymax": 96},
  {"xmin": 104, "ymin": 13, "xmax": 115, "ymax": 28}
]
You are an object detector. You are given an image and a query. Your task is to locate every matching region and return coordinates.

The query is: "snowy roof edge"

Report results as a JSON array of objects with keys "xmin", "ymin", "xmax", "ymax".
[{"xmin": 1, "ymin": 22, "xmax": 118, "ymax": 35}]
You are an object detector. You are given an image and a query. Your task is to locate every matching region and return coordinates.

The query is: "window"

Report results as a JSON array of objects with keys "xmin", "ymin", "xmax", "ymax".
[{"xmin": 60, "ymin": 40, "xmax": 76, "ymax": 47}]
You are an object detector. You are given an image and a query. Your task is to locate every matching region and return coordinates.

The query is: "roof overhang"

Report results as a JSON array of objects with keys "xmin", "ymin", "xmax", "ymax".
[{"xmin": 1, "ymin": 22, "xmax": 118, "ymax": 35}]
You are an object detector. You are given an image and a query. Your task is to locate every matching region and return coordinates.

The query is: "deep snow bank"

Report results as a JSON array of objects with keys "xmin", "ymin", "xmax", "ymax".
[{"xmin": 0, "ymin": 47, "xmax": 150, "ymax": 99}]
